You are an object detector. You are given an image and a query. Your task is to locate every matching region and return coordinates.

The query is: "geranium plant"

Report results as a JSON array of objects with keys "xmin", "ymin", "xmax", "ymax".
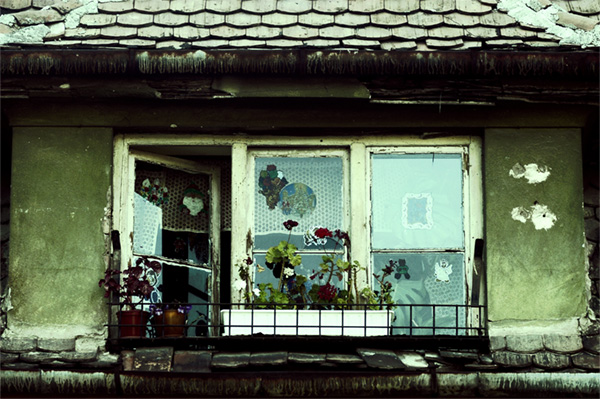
[
  {"xmin": 99, "ymin": 256, "xmax": 162, "ymax": 309},
  {"xmin": 237, "ymin": 220, "xmax": 392, "ymax": 309}
]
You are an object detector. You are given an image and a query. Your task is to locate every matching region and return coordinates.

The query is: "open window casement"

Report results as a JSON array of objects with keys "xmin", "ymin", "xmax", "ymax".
[
  {"xmin": 115, "ymin": 149, "xmax": 221, "ymax": 335},
  {"xmin": 368, "ymin": 142, "xmax": 483, "ymax": 336}
]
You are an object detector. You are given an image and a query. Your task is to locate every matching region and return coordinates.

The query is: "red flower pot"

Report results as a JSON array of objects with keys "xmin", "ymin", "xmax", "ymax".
[{"xmin": 117, "ymin": 310, "xmax": 150, "ymax": 338}]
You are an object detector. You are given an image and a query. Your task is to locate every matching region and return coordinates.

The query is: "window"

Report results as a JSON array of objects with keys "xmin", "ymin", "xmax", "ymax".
[
  {"xmin": 113, "ymin": 136, "xmax": 483, "ymax": 340},
  {"xmin": 369, "ymin": 148, "xmax": 480, "ymax": 335}
]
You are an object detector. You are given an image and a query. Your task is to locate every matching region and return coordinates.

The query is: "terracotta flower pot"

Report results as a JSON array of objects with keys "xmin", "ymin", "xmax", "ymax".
[
  {"xmin": 153, "ymin": 309, "xmax": 186, "ymax": 337},
  {"xmin": 117, "ymin": 310, "xmax": 150, "ymax": 338}
]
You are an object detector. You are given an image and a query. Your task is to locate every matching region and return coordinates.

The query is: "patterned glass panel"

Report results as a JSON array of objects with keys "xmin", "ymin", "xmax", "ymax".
[
  {"xmin": 372, "ymin": 252, "xmax": 466, "ymax": 335},
  {"xmin": 371, "ymin": 153, "xmax": 464, "ymax": 250},
  {"xmin": 253, "ymin": 157, "xmax": 344, "ymax": 250}
]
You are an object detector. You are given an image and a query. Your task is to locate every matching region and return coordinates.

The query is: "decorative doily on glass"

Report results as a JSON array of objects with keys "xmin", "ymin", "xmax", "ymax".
[{"xmin": 279, "ymin": 182, "xmax": 316, "ymax": 217}]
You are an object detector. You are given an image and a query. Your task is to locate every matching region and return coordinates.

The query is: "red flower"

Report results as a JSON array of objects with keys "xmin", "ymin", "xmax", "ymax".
[
  {"xmin": 317, "ymin": 283, "xmax": 338, "ymax": 301},
  {"xmin": 283, "ymin": 220, "xmax": 299, "ymax": 231},
  {"xmin": 314, "ymin": 228, "xmax": 332, "ymax": 239}
]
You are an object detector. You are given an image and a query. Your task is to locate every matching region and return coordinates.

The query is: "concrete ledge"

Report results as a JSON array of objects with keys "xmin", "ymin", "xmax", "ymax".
[{"xmin": 2, "ymin": 370, "xmax": 598, "ymax": 397}]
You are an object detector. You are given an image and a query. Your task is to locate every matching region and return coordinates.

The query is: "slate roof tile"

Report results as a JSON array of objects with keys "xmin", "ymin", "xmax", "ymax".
[
  {"xmin": 226, "ymin": 12, "xmax": 262, "ymax": 27},
  {"xmin": 569, "ymin": 0, "xmax": 599, "ymax": 15},
  {"xmin": 120, "ymin": 38, "xmax": 155, "ymax": 47},
  {"xmin": 335, "ymin": 13, "xmax": 371, "ymax": 26},
  {"xmin": 190, "ymin": 12, "xmax": 225, "ymax": 27},
  {"xmin": 13, "ymin": 8, "xmax": 63, "ymax": 25},
  {"xmin": 64, "ymin": 27, "xmax": 100, "ymax": 39},
  {"xmin": 464, "ymin": 26, "xmax": 499, "ymax": 38},
  {"xmin": 138, "ymin": 25, "xmax": 173, "ymax": 39},
  {"xmin": 277, "ymin": 0, "xmax": 313, "ymax": 14},
  {"xmin": 210, "ymin": 25, "xmax": 245, "ymax": 38},
  {"xmin": 304, "ymin": 38, "xmax": 341, "ymax": 46},
  {"xmin": 299, "ymin": 12, "xmax": 335, "ymax": 26},
  {"xmin": 229, "ymin": 39, "xmax": 266, "ymax": 47},
  {"xmin": 500, "ymin": 26, "xmax": 539, "ymax": 38},
  {"xmin": 79, "ymin": 14, "xmax": 117, "ymax": 27},
  {"xmin": 134, "ymin": 0, "xmax": 170, "ymax": 13},
  {"xmin": 43, "ymin": 0, "xmax": 84, "ymax": 15},
  {"xmin": 206, "ymin": 0, "xmax": 241, "ymax": 13},
  {"xmin": 3, "ymin": 0, "xmax": 31, "ymax": 11},
  {"xmin": 154, "ymin": 12, "xmax": 189, "ymax": 27},
  {"xmin": 242, "ymin": 0, "xmax": 277, "ymax": 14},
  {"xmin": 444, "ymin": 13, "xmax": 480, "ymax": 27},
  {"xmin": 428, "ymin": 26, "xmax": 464, "ymax": 38},
  {"xmin": 170, "ymin": 0, "xmax": 206, "ymax": 14},
  {"xmin": 246, "ymin": 26, "xmax": 282, "ymax": 39},
  {"xmin": 319, "ymin": 25, "xmax": 355, "ymax": 38},
  {"xmin": 265, "ymin": 38, "xmax": 304, "ymax": 47},
  {"xmin": 46, "ymin": 22, "xmax": 65, "ymax": 39},
  {"xmin": 556, "ymin": 11, "xmax": 598, "ymax": 31},
  {"xmin": 370, "ymin": 12, "xmax": 408, "ymax": 26},
  {"xmin": 551, "ymin": 0, "xmax": 571, "ymax": 12},
  {"xmin": 174, "ymin": 26, "xmax": 210, "ymax": 40},
  {"xmin": 82, "ymin": 38, "xmax": 119, "ymax": 46},
  {"xmin": 117, "ymin": 12, "xmax": 154, "ymax": 27},
  {"xmin": 98, "ymin": 0, "xmax": 134, "ymax": 13},
  {"xmin": 45, "ymin": 39, "xmax": 81, "ymax": 45},
  {"xmin": 342, "ymin": 38, "xmax": 380, "ymax": 47},
  {"xmin": 356, "ymin": 26, "xmax": 392, "ymax": 39},
  {"xmin": 479, "ymin": 10, "xmax": 516, "ymax": 26},
  {"xmin": 381, "ymin": 40, "xmax": 418, "ymax": 49},
  {"xmin": 392, "ymin": 25, "xmax": 428, "ymax": 39},
  {"xmin": 349, "ymin": 0, "xmax": 385, "ymax": 13},
  {"xmin": 384, "ymin": 0, "xmax": 419, "ymax": 13},
  {"xmin": 485, "ymin": 38, "xmax": 524, "ymax": 46},
  {"xmin": 283, "ymin": 25, "xmax": 319, "ymax": 39},
  {"xmin": 407, "ymin": 12, "xmax": 445, "ymax": 27},
  {"xmin": 155, "ymin": 40, "xmax": 186, "ymax": 49},
  {"xmin": 192, "ymin": 39, "xmax": 228, "ymax": 47},
  {"xmin": 262, "ymin": 13, "xmax": 298, "ymax": 26},
  {"xmin": 101, "ymin": 25, "xmax": 137, "ymax": 38},
  {"xmin": 456, "ymin": 0, "xmax": 492, "ymax": 14},
  {"xmin": 1, "ymin": 0, "xmax": 599, "ymax": 51},
  {"xmin": 313, "ymin": 0, "xmax": 350, "ymax": 13},
  {"xmin": 421, "ymin": 0, "xmax": 457, "ymax": 13}
]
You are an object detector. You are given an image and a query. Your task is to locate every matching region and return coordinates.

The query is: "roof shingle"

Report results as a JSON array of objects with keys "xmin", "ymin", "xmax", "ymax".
[{"xmin": 0, "ymin": 0, "xmax": 598, "ymax": 50}]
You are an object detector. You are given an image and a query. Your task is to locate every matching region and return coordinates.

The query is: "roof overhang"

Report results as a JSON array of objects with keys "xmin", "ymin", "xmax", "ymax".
[{"xmin": 1, "ymin": 49, "xmax": 598, "ymax": 78}]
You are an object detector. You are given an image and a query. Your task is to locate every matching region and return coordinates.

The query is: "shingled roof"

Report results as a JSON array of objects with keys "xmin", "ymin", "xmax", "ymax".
[{"xmin": 1, "ymin": 0, "xmax": 599, "ymax": 50}]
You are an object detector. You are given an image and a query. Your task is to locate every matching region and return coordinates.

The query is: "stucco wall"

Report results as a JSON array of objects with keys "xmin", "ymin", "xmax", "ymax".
[
  {"xmin": 8, "ymin": 127, "xmax": 112, "ymax": 337},
  {"xmin": 485, "ymin": 128, "xmax": 587, "ymax": 327}
]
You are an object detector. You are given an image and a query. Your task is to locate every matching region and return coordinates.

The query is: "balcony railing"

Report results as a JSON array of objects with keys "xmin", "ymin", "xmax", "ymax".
[{"xmin": 108, "ymin": 302, "xmax": 486, "ymax": 341}]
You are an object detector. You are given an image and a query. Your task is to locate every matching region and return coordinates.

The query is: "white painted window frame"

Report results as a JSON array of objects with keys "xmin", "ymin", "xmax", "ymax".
[{"xmin": 113, "ymin": 135, "xmax": 483, "ymax": 331}]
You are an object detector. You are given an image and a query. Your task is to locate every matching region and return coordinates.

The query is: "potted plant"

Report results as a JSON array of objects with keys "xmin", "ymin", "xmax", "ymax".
[
  {"xmin": 149, "ymin": 303, "xmax": 192, "ymax": 338},
  {"xmin": 224, "ymin": 220, "xmax": 394, "ymax": 336},
  {"xmin": 99, "ymin": 256, "xmax": 162, "ymax": 338}
]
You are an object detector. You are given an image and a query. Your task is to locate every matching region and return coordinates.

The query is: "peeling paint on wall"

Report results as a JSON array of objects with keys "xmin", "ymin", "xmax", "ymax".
[
  {"xmin": 511, "ymin": 203, "xmax": 557, "ymax": 230},
  {"xmin": 509, "ymin": 163, "xmax": 551, "ymax": 184},
  {"xmin": 498, "ymin": 0, "xmax": 600, "ymax": 48}
]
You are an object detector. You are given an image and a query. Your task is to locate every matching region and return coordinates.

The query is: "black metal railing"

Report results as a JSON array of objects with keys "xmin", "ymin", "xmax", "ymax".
[{"xmin": 108, "ymin": 302, "xmax": 486, "ymax": 340}]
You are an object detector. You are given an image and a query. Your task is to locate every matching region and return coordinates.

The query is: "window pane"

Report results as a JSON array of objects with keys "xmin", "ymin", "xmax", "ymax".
[
  {"xmin": 254, "ymin": 157, "xmax": 344, "ymax": 250},
  {"xmin": 372, "ymin": 252, "xmax": 466, "ymax": 335},
  {"xmin": 371, "ymin": 153, "xmax": 464, "ymax": 250}
]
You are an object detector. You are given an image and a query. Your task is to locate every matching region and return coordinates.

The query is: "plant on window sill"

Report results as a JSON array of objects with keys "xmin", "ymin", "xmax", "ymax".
[
  {"xmin": 99, "ymin": 256, "xmax": 162, "ymax": 310},
  {"xmin": 237, "ymin": 220, "xmax": 392, "ymax": 310}
]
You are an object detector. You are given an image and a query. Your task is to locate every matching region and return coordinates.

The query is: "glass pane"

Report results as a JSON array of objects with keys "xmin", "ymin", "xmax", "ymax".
[
  {"xmin": 252, "ymin": 254, "xmax": 346, "ymax": 300},
  {"xmin": 372, "ymin": 252, "xmax": 466, "ymax": 335},
  {"xmin": 254, "ymin": 157, "xmax": 344, "ymax": 250},
  {"xmin": 134, "ymin": 161, "xmax": 210, "ymax": 266},
  {"xmin": 371, "ymin": 153, "xmax": 464, "ymax": 250}
]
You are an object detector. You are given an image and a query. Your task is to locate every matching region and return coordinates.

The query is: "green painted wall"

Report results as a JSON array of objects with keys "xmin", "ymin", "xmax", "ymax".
[
  {"xmin": 9, "ymin": 127, "xmax": 112, "ymax": 329},
  {"xmin": 485, "ymin": 128, "xmax": 587, "ymax": 321}
]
